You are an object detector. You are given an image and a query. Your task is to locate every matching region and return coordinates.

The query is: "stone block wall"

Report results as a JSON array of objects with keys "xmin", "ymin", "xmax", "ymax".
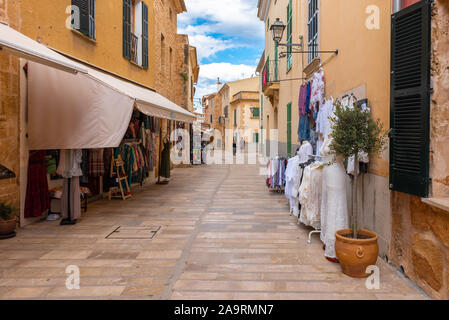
[
  {"xmin": 390, "ymin": 192, "xmax": 449, "ymax": 299},
  {"xmin": 0, "ymin": 0, "xmax": 21, "ymax": 217},
  {"xmin": 153, "ymin": 0, "xmax": 187, "ymax": 109}
]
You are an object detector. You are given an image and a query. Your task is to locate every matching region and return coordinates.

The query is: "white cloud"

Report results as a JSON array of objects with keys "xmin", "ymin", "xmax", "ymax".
[
  {"xmin": 195, "ymin": 62, "xmax": 258, "ymax": 99},
  {"xmin": 179, "ymin": 0, "xmax": 263, "ymax": 41},
  {"xmin": 178, "ymin": 25, "xmax": 235, "ymax": 60},
  {"xmin": 179, "ymin": 1, "xmax": 263, "ymax": 101}
]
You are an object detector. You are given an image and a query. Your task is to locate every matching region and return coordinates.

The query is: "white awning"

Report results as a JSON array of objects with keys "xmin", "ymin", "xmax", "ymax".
[
  {"xmin": 86, "ymin": 68, "xmax": 197, "ymax": 123},
  {"xmin": 27, "ymin": 55, "xmax": 197, "ymax": 150},
  {"xmin": 28, "ymin": 62, "xmax": 135, "ymax": 150},
  {"xmin": 0, "ymin": 23, "xmax": 87, "ymax": 74}
]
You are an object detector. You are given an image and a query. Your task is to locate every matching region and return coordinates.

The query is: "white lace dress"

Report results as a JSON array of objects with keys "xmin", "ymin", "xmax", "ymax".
[
  {"xmin": 320, "ymin": 136, "xmax": 350, "ymax": 259},
  {"xmin": 298, "ymin": 163, "xmax": 323, "ymax": 229}
]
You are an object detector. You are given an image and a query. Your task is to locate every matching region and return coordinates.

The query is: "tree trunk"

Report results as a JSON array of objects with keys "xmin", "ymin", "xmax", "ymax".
[{"xmin": 352, "ymin": 153, "xmax": 359, "ymax": 239}]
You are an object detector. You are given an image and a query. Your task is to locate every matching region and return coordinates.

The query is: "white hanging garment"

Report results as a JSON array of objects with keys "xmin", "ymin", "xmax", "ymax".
[
  {"xmin": 297, "ymin": 141, "xmax": 313, "ymax": 163},
  {"xmin": 56, "ymin": 149, "xmax": 83, "ymax": 178},
  {"xmin": 285, "ymin": 155, "xmax": 300, "ymax": 213},
  {"xmin": 320, "ymin": 135, "xmax": 350, "ymax": 259},
  {"xmin": 299, "ymin": 163, "xmax": 323, "ymax": 229}
]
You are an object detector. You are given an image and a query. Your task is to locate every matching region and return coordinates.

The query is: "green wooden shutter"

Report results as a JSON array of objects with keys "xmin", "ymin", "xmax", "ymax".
[
  {"xmin": 142, "ymin": 1, "xmax": 149, "ymax": 69},
  {"xmin": 234, "ymin": 109, "xmax": 237, "ymax": 126},
  {"xmin": 274, "ymin": 41, "xmax": 278, "ymax": 81},
  {"xmin": 390, "ymin": 0, "xmax": 431, "ymax": 197},
  {"xmin": 88, "ymin": 0, "xmax": 95, "ymax": 39},
  {"xmin": 286, "ymin": 0, "xmax": 292, "ymax": 71},
  {"xmin": 287, "ymin": 102, "xmax": 292, "ymax": 156},
  {"xmin": 72, "ymin": 0, "xmax": 90, "ymax": 36},
  {"xmin": 252, "ymin": 108, "xmax": 260, "ymax": 118},
  {"xmin": 123, "ymin": 0, "xmax": 131, "ymax": 59}
]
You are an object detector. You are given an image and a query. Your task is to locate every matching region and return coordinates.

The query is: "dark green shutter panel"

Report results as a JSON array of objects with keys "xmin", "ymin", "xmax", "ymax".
[
  {"xmin": 123, "ymin": 0, "xmax": 132, "ymax": 59},
  {"xmin": 142, "ymin": 2, "xmax": 149, "ymax": 69},
  {"xmin": 390, "ymin": 0, "xmax": 431, "ymax": 197},
  {"xmin": 88, "ymin": 0, "xmax": 95, "ymax": 39},
  {"xmin": 72, "ymin": 0, "xmax": 90, "ymax": 36}
]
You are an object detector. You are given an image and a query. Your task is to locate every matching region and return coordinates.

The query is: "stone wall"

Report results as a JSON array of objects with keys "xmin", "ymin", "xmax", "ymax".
[
  {"xmin": 0, "ymin": 0, "xmax": 20, "ymax": 216},
  {"xmin": 390, "ymin": 192, "xmax": 449, "ymax": 299},
  {"xmin": 153, "ymin": 0, "xmax": 186, "ymax": 108},
  {"xmin": 429, "ymin": 0, "xmax": 449, "ymax": 198},
  {"xmin": 389, "ymin": 0, "xmax": 449, "ymax": 300}
]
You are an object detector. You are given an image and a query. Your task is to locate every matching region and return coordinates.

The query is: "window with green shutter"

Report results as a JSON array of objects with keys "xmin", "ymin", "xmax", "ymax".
[
  {"xmin": 72, "ymin": 0, "xmax": 95, "ymax": 39},
  {"xmin": 287, "ymin": 102, "xmax": 292, "ymax": 156},
  {"xmin": 286, "ymin": 0, "xmax": 293, "ymax": 71},
  {"xmin": 234, "ymin": 109, "xmax": 237, "ymax": 126},
  {"xmin": 390, "ymin": 0, "xmax": 431, "ymax": 197},
  {"xmin": 251, "ymin": 107, "xmax": 260, "ymax": 118},
  {"xmin": 123, "ymin": 0, "xmax": 132, "ymax": 59},
  {"xmin": 142, "ymin": 1, "xmax": 149, "ymax": 69}
]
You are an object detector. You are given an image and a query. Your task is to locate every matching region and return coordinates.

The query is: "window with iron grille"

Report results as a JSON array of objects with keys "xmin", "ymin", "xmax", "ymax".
[
  {"xmin": 123, "ymin": 0, "xmax": 149, "ymax": 68},
  {"xmin": 72, "ymin": 0, "xmax": 95, "ymax": 39},
  {"xmin": 286, "ymin": 0, "xmax": 293, "ymax": 71},
  {"xmin": 307, "ymin": 0, "xmax": 319, "ymax": 63}
]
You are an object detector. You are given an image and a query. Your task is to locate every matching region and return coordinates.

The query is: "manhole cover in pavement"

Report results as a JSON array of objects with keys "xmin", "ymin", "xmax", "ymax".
[{"xmin": 106, "ymin": 226, "xmax": 161, "ymax": 240}]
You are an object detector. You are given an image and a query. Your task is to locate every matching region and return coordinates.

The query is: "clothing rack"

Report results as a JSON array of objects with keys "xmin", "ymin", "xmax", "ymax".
[{"xmin": 296, "ymin": 158, "xmax": 322, "ymax": 244}]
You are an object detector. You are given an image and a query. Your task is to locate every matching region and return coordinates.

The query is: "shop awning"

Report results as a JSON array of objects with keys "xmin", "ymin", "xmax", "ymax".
[
  {"xmin": 0, "ymin": 23, "xmax": 87, "ymax": 74},
  {"xmin": 28, "ymin": 62, "xmax": 135, "ymax": 150},
  {"xmin": 86, "ymin": 68, "xmax": 197, "ymax": 123},
  {"xmin": 27, "ymin": 56, "xmax": 197, "ymax": 150}
]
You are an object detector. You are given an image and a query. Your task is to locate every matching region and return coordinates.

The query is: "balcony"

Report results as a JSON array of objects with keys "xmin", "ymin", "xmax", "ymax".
[
  {"xmin": 130, "ymin": 33, "xmax": 139, "ymax": 64},
  {"xmin": 262, "ymin": 60, "xmax": 280, "ymax": 98}
]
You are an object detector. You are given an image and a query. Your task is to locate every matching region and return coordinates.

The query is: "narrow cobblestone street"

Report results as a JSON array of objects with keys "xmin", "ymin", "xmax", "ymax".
[{"xmin": 0, "ymin": 163, "xmax": 427, "ymax": 300}]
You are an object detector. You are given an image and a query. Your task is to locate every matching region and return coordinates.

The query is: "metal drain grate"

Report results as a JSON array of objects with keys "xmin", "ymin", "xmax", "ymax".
[{"xmin": 106, "ymin": 226, "xmax": 161, "ymax": 240}]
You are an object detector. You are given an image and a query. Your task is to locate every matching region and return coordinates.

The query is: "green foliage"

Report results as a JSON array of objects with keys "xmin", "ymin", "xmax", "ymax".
[
  {"xmin": 0, "ymin": 202, "xmax": 16, "ymax": 221},
  {"xmin": 329, "ymin": 102, "xmax": 389, "ymax": 159}
]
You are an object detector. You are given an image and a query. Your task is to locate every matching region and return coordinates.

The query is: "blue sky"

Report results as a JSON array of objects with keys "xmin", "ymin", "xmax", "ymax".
[{"xmin": 178, "ymin": 0, "xmax": 265, "ymax": 108}]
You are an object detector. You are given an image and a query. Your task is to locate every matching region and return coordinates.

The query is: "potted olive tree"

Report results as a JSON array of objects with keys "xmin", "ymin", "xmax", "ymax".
[
  {"xmin": 0, "ymin": 202, "xmax": 17, "ymax": 239},
  {"xmin": 329, "ymin": 102, "xmax": 389, "ymax": 278}
]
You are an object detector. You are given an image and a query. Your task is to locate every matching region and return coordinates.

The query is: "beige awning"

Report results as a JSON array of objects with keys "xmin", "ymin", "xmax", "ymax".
[
  {"xmin": 86, "ymin": 68, "xmax": 197, "ymax": 123},
  {"xmin": 27, "ymin": 53, "xmax": 196, "ymax": 150},
  {"xmin": 0, "ymin": 22, "xmax": 87, "ymax": 74},
  {"xmin": 28, "ymin": 62, "xmax": 135, "ymax": 150}
]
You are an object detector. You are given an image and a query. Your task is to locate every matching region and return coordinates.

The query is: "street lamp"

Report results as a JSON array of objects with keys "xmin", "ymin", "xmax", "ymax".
[
  {"xmin": 270, "ymin": 17, "xmax": 338, "ymax": 59},
  {"xmin": 270, "ymin": 18, "xmax": 286, "ymax": 43}
]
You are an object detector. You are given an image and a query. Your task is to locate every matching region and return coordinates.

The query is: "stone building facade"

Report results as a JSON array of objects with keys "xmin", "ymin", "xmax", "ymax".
[
  {"xmin": 390, "ymin": 0, "xmax": 449, "ymax": 300},
  {"xmin": 0, "ymin": 0, "xmax": 195, "ymax": 225},
  {"xmin": 153, "ymin": 0, "xmax": 187, "ymax": 107},
  {"xmin": 0, "ymin": 0, "xmax": 20, "ymax": 212},
  {"xmin": 257, "ymin": 0, "xmax": 449, "ymax": 299}
]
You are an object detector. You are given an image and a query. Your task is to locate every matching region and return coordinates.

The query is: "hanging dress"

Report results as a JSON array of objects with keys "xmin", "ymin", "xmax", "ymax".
[
  {"xmin": 320, "ymin": 136, "xmax": 350, "ymax": 259},
  {"xmin": 24, "ymin": 151, "xmax": 50, "ymax": 218},
  {"xmin": 160, "ymin": 139, "xmax": 171, "ymax": 179},
  {"xmin": 57, "ymin": 150, "xmax": 83, "ymax": 220}
]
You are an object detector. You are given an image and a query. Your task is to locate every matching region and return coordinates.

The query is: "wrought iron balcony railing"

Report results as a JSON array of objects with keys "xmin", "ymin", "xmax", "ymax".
[
  {"xmin": 130, "ymin": 33, "xmax": 139, "ymax": 64},
  {"xmin": 262, "ymin": 60, "xmax": 279, "ymax": 91}
]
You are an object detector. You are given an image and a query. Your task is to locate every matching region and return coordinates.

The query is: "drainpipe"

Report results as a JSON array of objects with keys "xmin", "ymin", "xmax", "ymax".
[{"xmin": 393, "ymin": 0, "xmax": 402, "ymax": 13}]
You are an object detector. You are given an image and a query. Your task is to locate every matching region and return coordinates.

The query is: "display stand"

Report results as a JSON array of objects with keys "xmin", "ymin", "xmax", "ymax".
[
  {"xmin": 109, "ymin": 155, "xmax": 132, "ymax": 200},
  {"xmin": 60, "ymin": 177, "xmax": 77, "ymax": 225}
]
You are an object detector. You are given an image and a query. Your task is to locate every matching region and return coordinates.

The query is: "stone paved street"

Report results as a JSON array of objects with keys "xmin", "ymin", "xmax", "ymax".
[{"xmin": 0, "ymin": 163, "xmax": 428, "ymax": 300}]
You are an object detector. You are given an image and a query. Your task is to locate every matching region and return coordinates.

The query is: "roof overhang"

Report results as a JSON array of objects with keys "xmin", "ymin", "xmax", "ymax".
[
  {"xmin": 257, "ymin": 0, "xmax": 271, "ymax": 21},
  {"xmin": 174, "ymin": 0, "xmax": 187, "ymax": 14}
]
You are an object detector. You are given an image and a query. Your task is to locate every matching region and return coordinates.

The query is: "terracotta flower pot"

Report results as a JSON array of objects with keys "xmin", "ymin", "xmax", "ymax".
[
  {"xmin": 335, "ymin": 228, "xmax": 379, "ymax": 278},
  {"xmin": 0, "ymin": 218, "xmax": 17, "ymax": 239}
]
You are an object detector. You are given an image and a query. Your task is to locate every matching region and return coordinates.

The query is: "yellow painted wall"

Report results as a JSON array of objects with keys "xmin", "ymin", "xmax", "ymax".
[
  {"xmin": 318, "ymin": 0, "xmax": 392, "ymax": 177},
  {"xmin": 261, "ymin": 0, "xmax": 392, "ymax": 176},
  {"xmin": 19, "ymin": 0, "xmax": 156, "ymax": 89}
]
